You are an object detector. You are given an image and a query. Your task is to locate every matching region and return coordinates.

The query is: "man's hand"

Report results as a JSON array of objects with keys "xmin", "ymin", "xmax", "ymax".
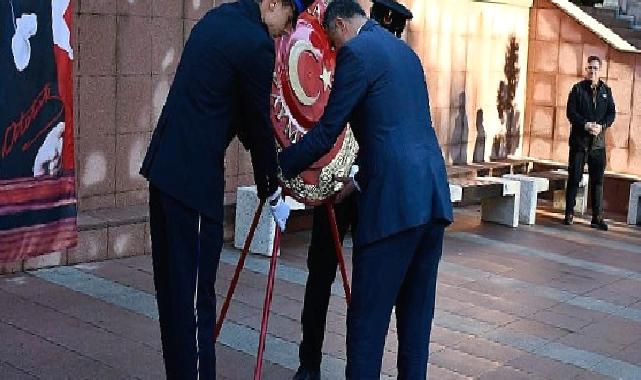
[
  {"xmin": 334, "ymin": 165, "xmax": 360, "ymax": 204},
  {"xmin": 589, "ymin": 123, "xmax": 603, "ymax": 136},
  {"xmin": 268, "ymin": 187, "xmax": 290, "ymax": 232},
  {"xmin": 585, "ymin": 122, "xmax": 602, "ymax": 136},
  {"xmin": 334, "ymin": 176, "xmax": 357, "ymax": 203}
]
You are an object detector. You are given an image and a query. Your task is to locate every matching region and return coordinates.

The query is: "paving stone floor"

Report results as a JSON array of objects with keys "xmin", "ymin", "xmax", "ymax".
[{"xmin": 1, "ymin": 206, "xmax": 641, "ymax": 379}]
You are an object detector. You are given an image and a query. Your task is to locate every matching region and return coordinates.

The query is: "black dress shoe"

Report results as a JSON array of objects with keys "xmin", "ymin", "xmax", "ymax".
[
  {"xmin": 293, "ymin": 366, "xmax": 320, "ymax": 380},
  {"xmin": 591, "ymin": 217, "xmax": 609, "ymax": 231},
  {"xmin": 563, "ymin": 214, "xmax": 574, "ymax": 225}
]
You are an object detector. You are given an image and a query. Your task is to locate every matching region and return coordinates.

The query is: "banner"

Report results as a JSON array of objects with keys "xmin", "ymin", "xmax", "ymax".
[{"xmin": 0, "ymin": 0, "xmax": 77, "ymax": 262}]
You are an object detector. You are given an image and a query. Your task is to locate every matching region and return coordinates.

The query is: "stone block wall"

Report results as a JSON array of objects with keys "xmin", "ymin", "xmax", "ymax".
[
  {"xmin": 75, "ymin": 0, "xmax": 245, "ymax": 211},
  {"xmin": 405, "ymin": 0, "xmax": 531, "ymax": 165}
]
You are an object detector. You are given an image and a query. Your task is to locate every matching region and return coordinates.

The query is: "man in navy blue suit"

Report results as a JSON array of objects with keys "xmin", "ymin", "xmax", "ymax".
[
  {"xmin": 140, "ymin": 0, "xmax": 312, "ymax": 378},
  {"xmin": 292, "ymin": 2, "xmax": 413, "ymax": 379},
  {"xmin": 279, "ymin": 0, "xmax": 453, "ymax": 378}
]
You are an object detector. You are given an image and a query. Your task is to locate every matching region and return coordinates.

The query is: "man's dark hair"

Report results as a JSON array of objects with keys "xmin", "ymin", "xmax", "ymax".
[
  {"xmin": 587, "ymin": 55, "xmax": 602, "ymax": 66},
  {"xmin": 322, "ymin": 0, "xmax": 367, "ymax": 30},
  {"xmin": 256, "ymin": 0, "xmax": 307, "ymax": 22}
]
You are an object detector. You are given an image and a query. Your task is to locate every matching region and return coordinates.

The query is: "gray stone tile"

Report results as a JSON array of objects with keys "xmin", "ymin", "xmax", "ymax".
[{"xmin": 429, "ymin": 348, "xmax": 500, "ymax": 378}]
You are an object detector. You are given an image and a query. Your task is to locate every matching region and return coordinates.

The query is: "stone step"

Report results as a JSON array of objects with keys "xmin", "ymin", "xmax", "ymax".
[
  {"xmin": 618, "ymin": 14, "xmax": 636, "ymax": 22},
  {"xmin": 612, "ymin": 26, "xmax": 641, "ymax": 39},
  {"xmin": 580, "ymin": 5, "xmax": 596, "ymax": 15},
  {"xmin": 593, "ymin": 13, "xmax": 635, "ymax": 28},
  {"xmin": 628, "ymin": 37, "xmax": 641, "ymax": 47},
  {"xmin": 593, "ymin": 7, "xmax": 619, "ymax": 19},
  {"xmin": 627, "ymin": 3, "xmax": 641, "ymax": 24}
]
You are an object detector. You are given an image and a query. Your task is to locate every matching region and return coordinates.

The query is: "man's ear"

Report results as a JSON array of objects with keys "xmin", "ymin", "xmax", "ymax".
[{"xmin": 334, "ymin": 17, "xmax": 346, "ymax": 32}]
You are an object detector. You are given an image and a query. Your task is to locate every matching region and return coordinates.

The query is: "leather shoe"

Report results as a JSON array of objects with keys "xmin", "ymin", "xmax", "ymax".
[
  {"xmin": 563, "ymin": 213, "xmax": 573, "ymax": 225},
  {"xmin": 591, "ymin": 216, "xmax": 608, "ymax": 231},
  {"xmin": 293, "ymin": 366, "xmax": 320, "ymax": 380}
]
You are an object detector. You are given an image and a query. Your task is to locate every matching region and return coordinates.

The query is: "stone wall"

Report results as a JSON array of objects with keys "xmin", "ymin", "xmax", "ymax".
[
  {"xmin": 75, "ymin": 0, "xmax": 247, "ymax": 211},
  {"xmin": 524, "ymin": 0, "xmax": 641, "ymax": 176},
  {"xmin": 405, "ymin": 0, "xmax": 531, "ymax": 165}
]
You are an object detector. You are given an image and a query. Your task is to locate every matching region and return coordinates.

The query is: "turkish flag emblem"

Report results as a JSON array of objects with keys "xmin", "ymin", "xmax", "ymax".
[{"xmin": 271, "ymin": 0, "xmax": 358, "ymax": 205}]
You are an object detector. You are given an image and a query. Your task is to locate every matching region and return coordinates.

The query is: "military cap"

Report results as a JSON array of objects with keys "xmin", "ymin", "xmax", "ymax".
[{"xmin": 370, "ymin": 0, "xmax": 413, "ymax": 37}]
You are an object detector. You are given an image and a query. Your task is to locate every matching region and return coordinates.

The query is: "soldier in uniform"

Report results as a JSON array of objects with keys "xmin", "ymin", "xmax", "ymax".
[
  {"xmin": 139, "ymin": 0, "xmax": 313, "ymax": 378},
  {"xmin": 370, "ymin": 0, "xmax": 413, "ymax": 38},
  {"xmin": 292, "ymin": 2, "xmax": 413, "ymax": 379}
]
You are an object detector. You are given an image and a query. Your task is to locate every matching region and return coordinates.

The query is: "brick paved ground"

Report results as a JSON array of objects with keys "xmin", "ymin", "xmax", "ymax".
[{"xmin": 1, "ymin": 206, "xmax": 641, "ymax": 379}]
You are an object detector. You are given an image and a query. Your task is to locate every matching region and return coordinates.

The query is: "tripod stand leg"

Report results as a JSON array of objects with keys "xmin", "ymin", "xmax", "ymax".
[
  {"xmin": 325, "ymin": 202, "xmax": 351, "ymax": 304},
  {"xmin": 253, "ymin": 226, "xmax": 281, "ymax": 380},
  {"xmin": 214, "ymin": 199, "xmax": 266, "ymax": 340}
]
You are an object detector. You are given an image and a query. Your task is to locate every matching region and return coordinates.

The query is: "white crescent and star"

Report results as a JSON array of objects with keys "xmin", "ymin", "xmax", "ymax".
[
  {"xmin": 288, "ymin": 39, "xmax": 332, "ymax": 106},
  {"xmin": 320, "ymin": 66, "xmax": 332, "ymax": 91}
]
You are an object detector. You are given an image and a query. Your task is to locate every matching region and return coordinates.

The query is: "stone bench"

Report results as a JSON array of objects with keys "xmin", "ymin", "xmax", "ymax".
[
  {"xmin": 529, "ymin": 170, "xmax": 589, "ymax": 214},
  {"xmin": 234, "ymin": 186, "xmax": 305, "ymax": 256},
  {"xmin": 628, "ymin": 182, "xmax": 641, "ymax": 225},
  {"xmin": 502, "ymin": 174, "xmax": 550, "ymax": 225},
  {"xmin": 446, "ymin": 159, "xmax": 531, "ymax": 180},
  {"xmin": 449, "ymin": 177, "xmax": 521, "ymax": 227}
]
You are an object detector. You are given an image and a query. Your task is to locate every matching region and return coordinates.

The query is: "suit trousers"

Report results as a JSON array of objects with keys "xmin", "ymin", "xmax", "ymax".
[
  {"xmin": 299, "ymin": 193, "xmax": 358, "ymax": 370},
  {"xmin": 149, "ymin": 184, "xmax": 222, "ymax": 380},
  {"xmin": 565, "ymin": 147, "xmax": 606, "ymax": 217},
  {"xmin": 346, "ymin": 221, "xmax": 445, "ymax": 380}
]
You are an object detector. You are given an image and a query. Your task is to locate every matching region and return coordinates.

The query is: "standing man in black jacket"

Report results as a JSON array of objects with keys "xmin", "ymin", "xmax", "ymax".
[
  {"xmin": 565, "ymin": 55, "xmax": 615, "ymax": 230},
  {"xmin": 140, "ymin": 0, "xmax": 312, "ymax": 378}
]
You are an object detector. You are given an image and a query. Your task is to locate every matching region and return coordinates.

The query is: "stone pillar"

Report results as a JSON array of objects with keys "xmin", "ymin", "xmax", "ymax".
[
  {"xmin": 626, "ymin": 0, "xmax": 641, "ymax": 24},
  {"xmin": 234, "ymin": 186, "xmax": 277, "ymax": 256},
  {"xmin": 552, "ymin": 173, "xmax": 589, "ymax": 215},
  {"xmin": 480, "ymin": 178, "xmax": 521, "ymax": 228},
  {"xmin": 627, "ymin": 182, "xmax": 641, "ymax": 225},
  {"xmin": 503, "ymin": 174, "xmax": 550, "ymax": 225}
]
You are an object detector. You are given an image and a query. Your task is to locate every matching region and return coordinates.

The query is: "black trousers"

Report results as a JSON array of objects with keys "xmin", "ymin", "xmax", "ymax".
[
  {"xmin": 346, "ymin": 222, "xmax": 445, "ymax": 379},
  {"xmin": 565, "ymin": 147, "xmax": 606, "ymax": 217},
  {"xmin": 149, "ymin": 185, "xmax": 223, "ymax": 380},
  {"xmin": 299, "ymin": 193, "xmax": 358, "ymax": 370}
]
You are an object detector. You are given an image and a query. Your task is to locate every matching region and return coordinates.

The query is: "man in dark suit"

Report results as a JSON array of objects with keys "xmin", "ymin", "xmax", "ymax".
[
  {"xmin": 139, "ymin": 0, "xmax": 312, "ymax": 378},
  {"xmin": 564, "ymin": 55, "xmax": 615, "ymax": 231},
  {"xmin": 292, "ymin": 2, "xmax": 413, "ymax": 379},
  {"xmin": 279, "ymin": 0, "xmax": 453, "ymax": 378}
]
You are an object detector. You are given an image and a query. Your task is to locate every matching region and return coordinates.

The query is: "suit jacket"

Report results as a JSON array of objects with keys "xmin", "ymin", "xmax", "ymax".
[
  {"xmin": 279, "ymin": 20, "xmax": 453, "ymax": 248},
  {"xmin": 566, "ymin": 79, "xmax": 616, "ymax": 150},
  {"xmin": 140, "ymin": 0, "xmax": 279, "ymax": 223}
]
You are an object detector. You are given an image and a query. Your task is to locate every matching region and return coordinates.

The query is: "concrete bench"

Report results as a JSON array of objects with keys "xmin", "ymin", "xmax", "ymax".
[
  {"xmin": 446, "ymin": 160, "xmax": 529, "ymax": 179},
  {"xmin": 449, "ymin": 184, "xmax": 463, "ymax": 203},
  {"xmin": 449, "ymin": 177, "xmax": 521, "ymax": 227},
  {"xmin": 491, "ymin": 158, "xmax": 534, "ymax": 175},
  {"xmin": 628, "ymin": 182, "xmax": 641, "ymax": 225},
  {"xmin": 503, "ymin": 174, "xmax": 550, "ymax": 225},
  {"xmin": 529, "ymin": 170, "xmax": 589, "ymax": 214},
  {"xmin": 234, "ymin": 186, "xmax": 304, "ymax": 256}
]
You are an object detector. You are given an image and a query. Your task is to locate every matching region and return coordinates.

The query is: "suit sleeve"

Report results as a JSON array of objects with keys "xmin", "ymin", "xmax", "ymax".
[
  {"xmin": 279, "ymin": 46, "xmax": 368, "ymax": 179},
  {"xmin": 238, "ymin": 41, "xmax": 279, "ymax": 199},
  {"xmin": 566, "ymin": 84, "xmax": 586, "ymax": 128},
  {"xmin": 600, "ymin": 87, "xmax": 616, "ymax": 128}
]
